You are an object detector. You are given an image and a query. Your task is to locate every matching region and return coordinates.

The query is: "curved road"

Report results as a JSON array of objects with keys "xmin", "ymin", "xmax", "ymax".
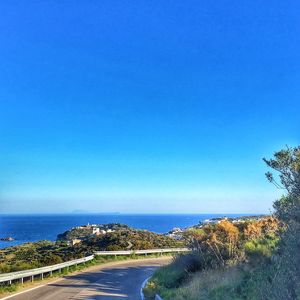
[{"xmin": 1, "ymin": 257, "xmax": 170, "ymax": 300}]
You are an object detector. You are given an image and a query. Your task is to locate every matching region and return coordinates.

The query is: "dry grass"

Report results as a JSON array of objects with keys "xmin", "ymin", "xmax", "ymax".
[{"xmin": 169, "ymin": 266, "xmax": 243, "ymax": 300}]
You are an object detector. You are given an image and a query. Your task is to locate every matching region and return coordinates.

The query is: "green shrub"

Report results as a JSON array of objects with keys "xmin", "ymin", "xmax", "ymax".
[
  {"xmin": 143, "ymin": 282, "xmax": 157, "ymax": 299},
  {"xmin": 244, "ymin": 235, "xmax": 279, "ymax": 261},
  {"xmin": 0, "ymin": 284, "xmax": 18, "ymax": 293}
]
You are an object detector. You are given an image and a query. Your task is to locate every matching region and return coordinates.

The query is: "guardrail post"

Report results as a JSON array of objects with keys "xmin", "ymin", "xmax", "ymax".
[
  {"xmin": 20, "ymin": 277, "xmax": 23, "ymax": 285},
  {"xmin": 41, "ymin": 273, "xmax": 44, "ymax": 280},
  {"xmin": 50, "ymin": 270, "xmax": 53, "ymax": 277},
  {"xmin": 31, "ymin": 275, "xmax": 34, "ymax": 282}
]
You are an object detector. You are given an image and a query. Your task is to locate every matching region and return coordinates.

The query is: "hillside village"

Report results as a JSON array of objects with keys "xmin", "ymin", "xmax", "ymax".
[{"xmin": 57, "ymin": 223, "xmax": 127, "ymax": 245}]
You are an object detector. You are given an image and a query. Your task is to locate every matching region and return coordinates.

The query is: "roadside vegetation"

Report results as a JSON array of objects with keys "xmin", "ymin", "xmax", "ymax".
[{"xmin": 144, "ymin": 146, "xmax": 300, "ymax": 299}]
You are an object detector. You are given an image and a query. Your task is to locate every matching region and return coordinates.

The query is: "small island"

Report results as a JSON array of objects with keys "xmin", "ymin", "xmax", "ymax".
[{"xmin": 0, "ymin": 237, "xmax": 15, "ymax": 242}]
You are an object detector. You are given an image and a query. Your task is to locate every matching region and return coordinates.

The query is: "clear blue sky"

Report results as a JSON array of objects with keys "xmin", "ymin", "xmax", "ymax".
[{"xmin": 0, "ymin": 1, "xmax": 299, "ymax": 214}]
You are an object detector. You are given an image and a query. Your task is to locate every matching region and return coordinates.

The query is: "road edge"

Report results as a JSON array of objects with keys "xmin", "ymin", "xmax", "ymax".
[{"xmin": 140, "ymin": 276, "xmax": 164, "ymax": 300}]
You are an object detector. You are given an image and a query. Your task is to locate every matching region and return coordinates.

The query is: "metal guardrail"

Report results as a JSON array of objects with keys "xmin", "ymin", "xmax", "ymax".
[
  {"xmin": 94, "ymin": 247, "xmax": 189, "ymax": 256},
  {"xmin": 0, "ymin": 255, "xmax": 94, "ymax": 284},
  {"xmin": 0, "ymin": 248, "xmax": 188, "ymax": 285}
]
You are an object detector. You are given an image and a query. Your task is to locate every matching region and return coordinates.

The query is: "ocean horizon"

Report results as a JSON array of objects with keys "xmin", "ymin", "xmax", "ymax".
[{"xmin": 0, "ymin": 213, "xmax": 256, "ymax": 249}]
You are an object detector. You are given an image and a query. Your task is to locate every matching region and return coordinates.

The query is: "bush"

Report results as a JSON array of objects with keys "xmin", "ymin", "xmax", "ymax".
[
  {"xmin": 244, "ymin": 235, "xmax": 279, "ymax": 262},
  {"xmin": 0, "ymin": 284, "xmax": 18, "ymax": 293},
  {"xmin": 143, "ymin": 282, "xmax": 157, "ymax": 299},
  {"xmin": 150, "ymin": 252, "xmax": 203, "ymax": 290}
]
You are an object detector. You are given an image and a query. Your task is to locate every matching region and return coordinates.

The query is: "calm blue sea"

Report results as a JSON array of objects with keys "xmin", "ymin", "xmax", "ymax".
[{"xmin": 0, "ymin": 214, "xmax": 248, "ymax": 249}]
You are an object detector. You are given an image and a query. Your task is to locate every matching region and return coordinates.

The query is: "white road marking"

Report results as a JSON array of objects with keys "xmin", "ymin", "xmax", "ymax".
[{"xmin": 140, "ymin": 276, "xmax": 150, "ymax": 300}]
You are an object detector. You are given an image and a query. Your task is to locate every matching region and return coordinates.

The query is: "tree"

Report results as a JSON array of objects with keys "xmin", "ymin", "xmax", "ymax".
[
  {"xmin": 264, "ymin": 146, "xmax": 300, "ymax": 222},
  {"xmin": 261, "ymin": 145, "xmax": 300, "ymax": 299}
]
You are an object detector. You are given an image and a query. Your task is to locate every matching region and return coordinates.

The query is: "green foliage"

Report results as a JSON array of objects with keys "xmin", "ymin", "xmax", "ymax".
[
  {"xmin": 152, "ymin": 264, "xmax": 187, "ymax": 289},
  {"xmin": 153, "ymin": 265, "xmax": 245, "ymax": 300},
  {"xmin": 0, "ymin": 284, "xmax": 18, "ymax": 294},
  {"xmin": 244, "ymin": 235, "xmax": 279, "ymax": 261},
  {"xmin": 258, "ymin": 146, "xmax": 300, "ymax": 299},
  {"xmin": 81, "ymin": 228, "xmax": 183, "ymax": 251},
  {"xmin": 143, "ymin": 281, "xmax": 157, "ymax": 299},
  {"xmin": 0, "ymin": 240, "xmax": 86, "ymax": 273}
]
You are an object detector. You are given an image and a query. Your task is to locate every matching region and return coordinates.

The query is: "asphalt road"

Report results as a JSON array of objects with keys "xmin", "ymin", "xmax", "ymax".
[{"xmin": 3, "ymin": 257, "xmax": 170, "ymax": 300}]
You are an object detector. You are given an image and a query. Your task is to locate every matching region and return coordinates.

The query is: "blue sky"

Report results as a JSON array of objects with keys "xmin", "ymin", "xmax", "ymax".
[{"xmin": 0, "ymin": 1, "xmax": 299, "ymax": 213}]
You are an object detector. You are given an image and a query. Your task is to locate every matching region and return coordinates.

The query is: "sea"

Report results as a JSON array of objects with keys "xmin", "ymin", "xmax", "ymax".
[{"xmin": 0, "ymin": 214, "xmax": 249, "ymax": 249}]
